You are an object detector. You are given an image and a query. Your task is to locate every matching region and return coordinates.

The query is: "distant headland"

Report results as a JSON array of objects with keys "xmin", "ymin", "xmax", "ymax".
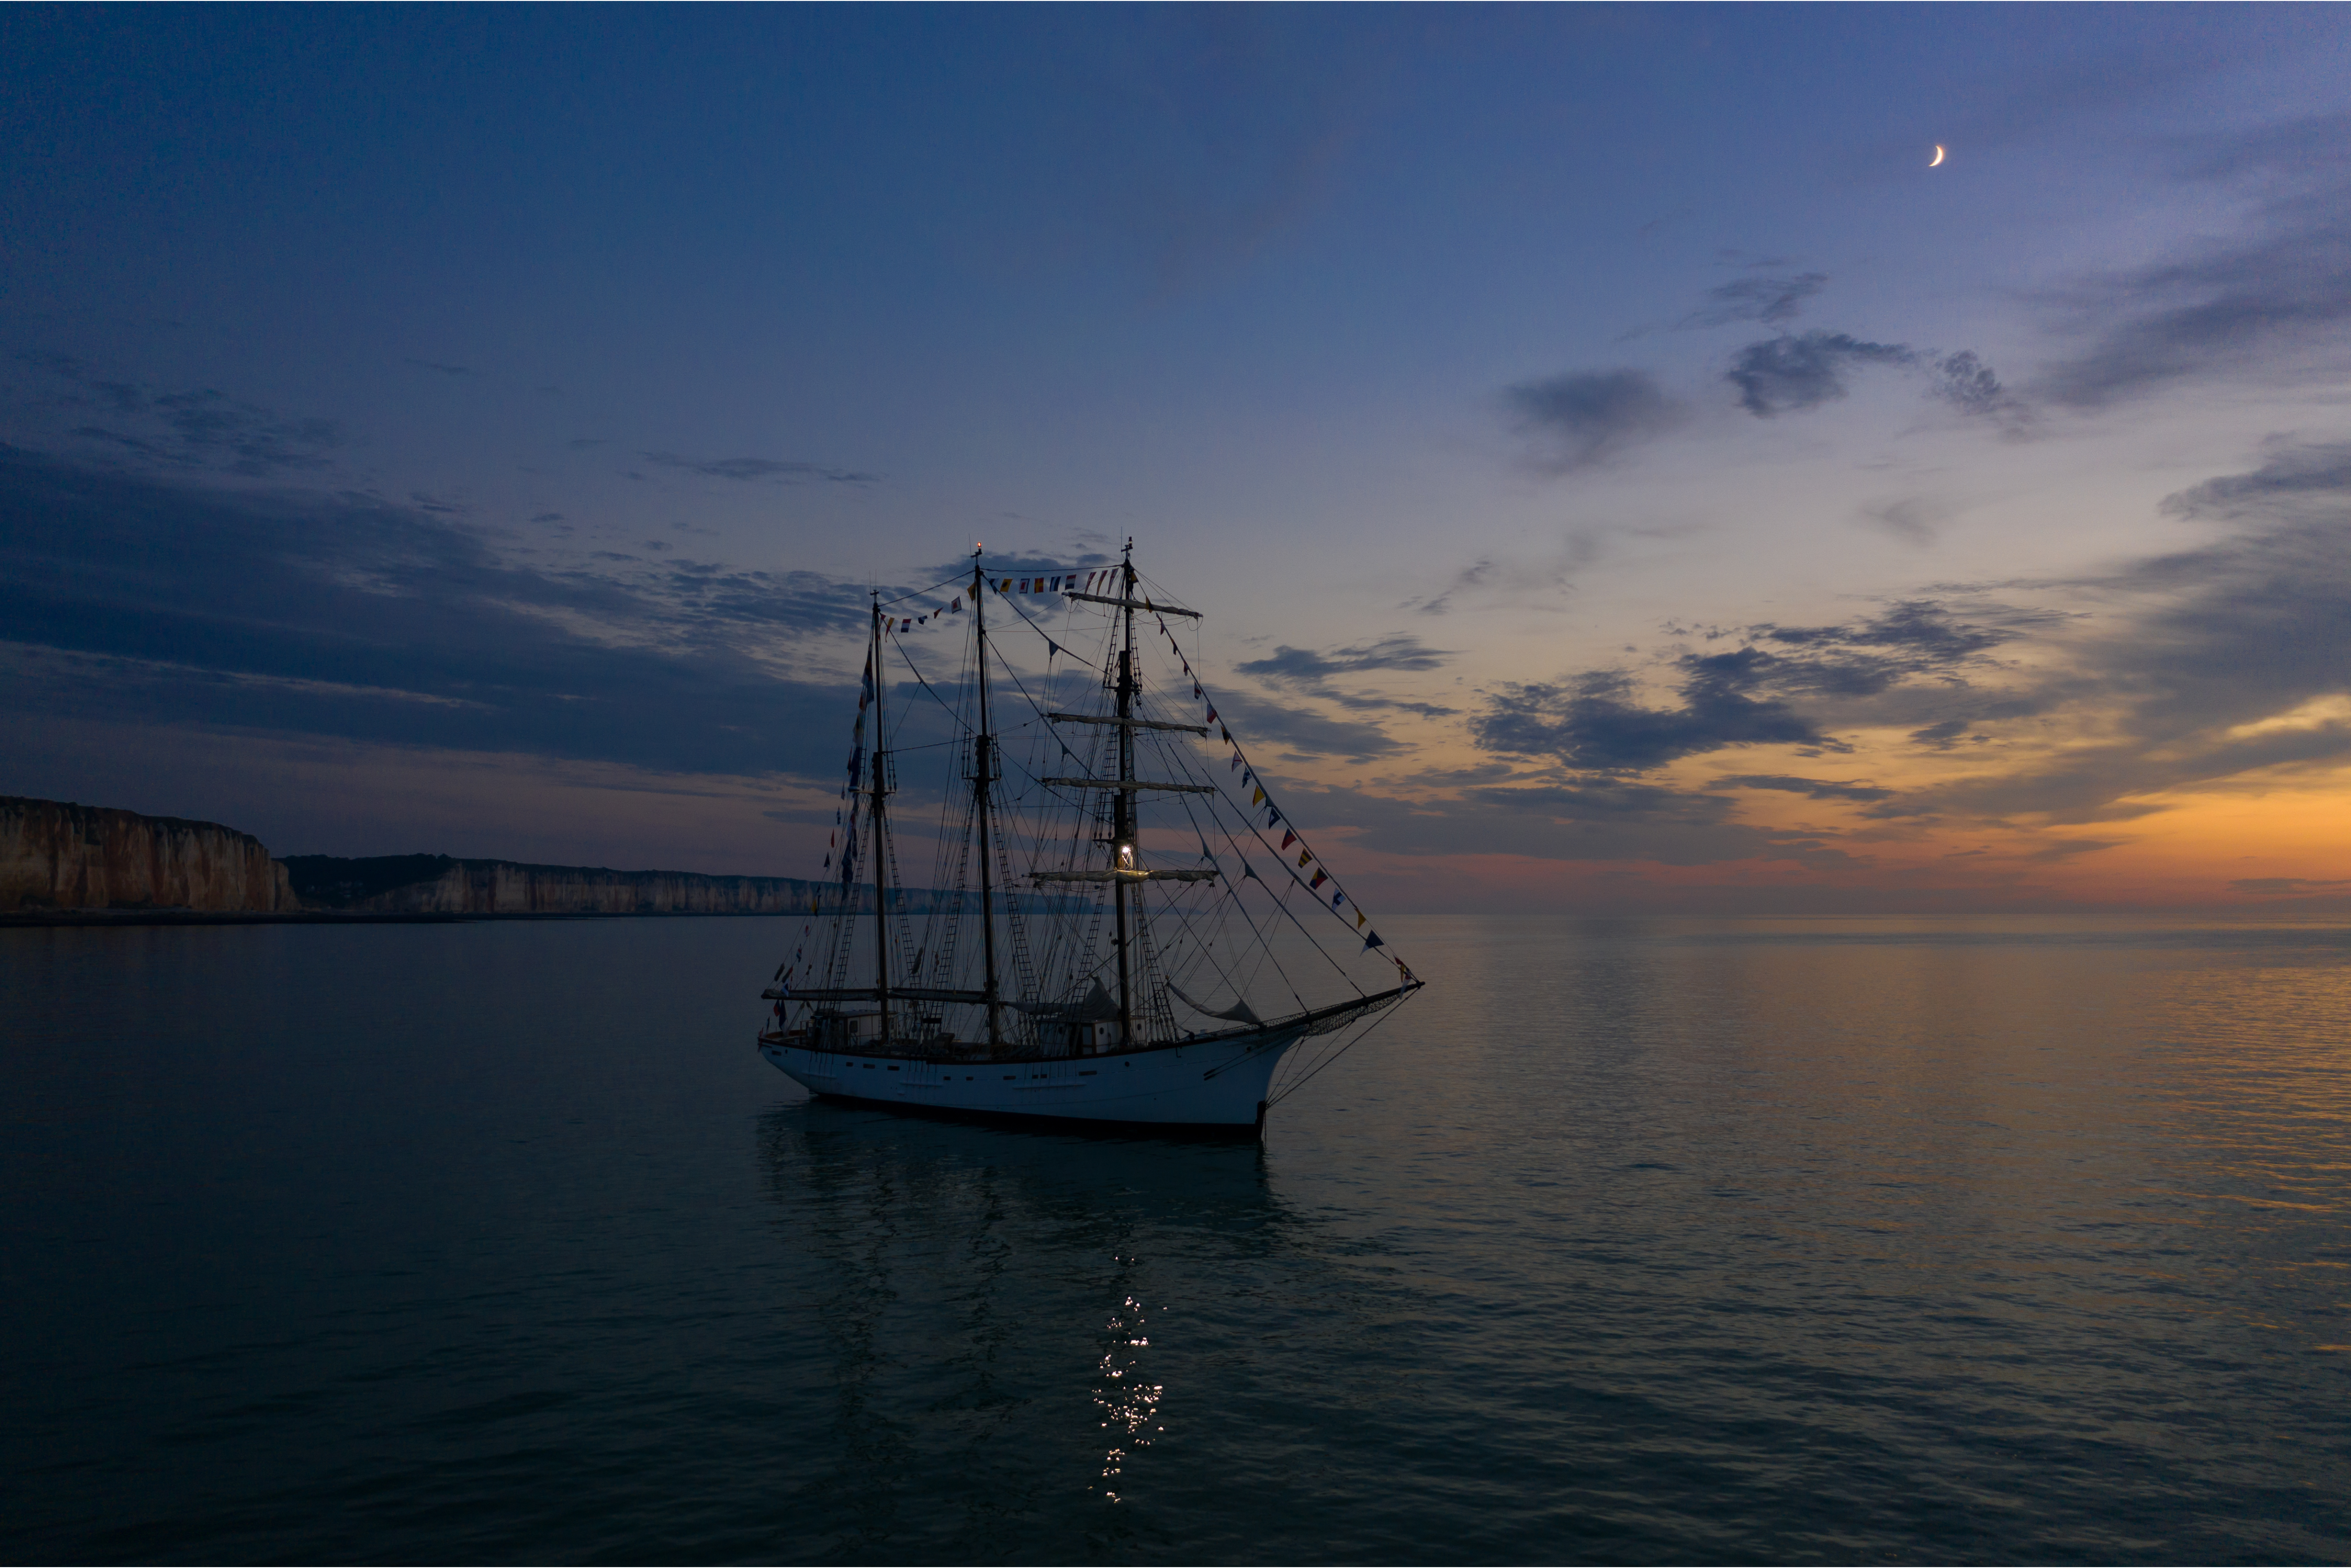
[{"xmin": 1, "ymin": 795, "xmax": 826, "ymax": 924}]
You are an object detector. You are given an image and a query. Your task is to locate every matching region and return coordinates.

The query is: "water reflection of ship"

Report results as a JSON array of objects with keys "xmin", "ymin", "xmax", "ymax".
[
  {"xmin": 758, "ymin": 541, "xmax": 1420, "ymax": 1133},
  {"xmin": 755, "ymin": 1099, "xmax": 1297, "ymax": 1531}
]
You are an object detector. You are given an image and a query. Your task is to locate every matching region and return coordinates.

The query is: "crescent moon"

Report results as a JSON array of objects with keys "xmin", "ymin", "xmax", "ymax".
[{"xmin": 1929, "ymin": 144, "xmax": 1946, "ymax": 167}]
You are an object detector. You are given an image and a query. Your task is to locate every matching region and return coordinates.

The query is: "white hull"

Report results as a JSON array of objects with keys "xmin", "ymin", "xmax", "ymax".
[{"xmin": 759, "ymin": 1027, "xmax": 1303, "ymax": 1130}]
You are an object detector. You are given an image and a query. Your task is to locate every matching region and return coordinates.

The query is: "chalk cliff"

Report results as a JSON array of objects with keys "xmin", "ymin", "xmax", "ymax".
[
  {"xmin": 1, "ymin": 795, "xmax": 295, "ymax": 913},
  {"xmin": 3, "ymin": 794, "xmax": 837, "ymax": 918},
  {"xmin": 282, "ymin": 854, "xmax": 825, "ymax": 915}
]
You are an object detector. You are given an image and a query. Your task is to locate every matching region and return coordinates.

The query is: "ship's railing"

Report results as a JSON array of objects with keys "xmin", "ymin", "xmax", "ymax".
[{"xmin": 758, "ymin": 981, "xmax": 1418, "ymax": 1060}]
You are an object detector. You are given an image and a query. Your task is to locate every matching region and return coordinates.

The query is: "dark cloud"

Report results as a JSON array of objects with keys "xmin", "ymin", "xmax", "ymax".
[
  {"xmin": 1474, "ymin": 601, "xmax": 2019, "ymax": 773},
  {"xmin": 2022, "ymin": 838, "xmax": 2124, "ymax": 863},
  {"xmin": 1713, "ymin": 774, "xmax": 1893, "ymax": 803},
  {"xmin": 404, "ymin": 359, "xmax": 473, "ymax": 377},
  {"xmin": 1467, "ymin": 779, "xmax": 1734, "ymax": 821},
  {"xmin": 147, "ymin": 391, "xmax": 341, "ymax": 475},
  {"xmin": 1928, "ymin": 351, "xmax": 2011, "ymax": 418},
  {"xmin": 2032, "ymin": 225, "xmax": 2351, "ymax": 409},
  {"xmin": 1723, "ymin": 332, "xmax": 2025, "ymax": 427},
  {"xmin": 2033, "ymin": 115, "xmax": 2351, "ymax": 409},
  {"xmin": 1473, "ymin": 664, "xmax": 1829, "ymax": 773},
  {"xmin": 1726, "ymin": 331, "xmax": 1917, "ymax": 417},
  {"xmin": 0, "ymin": 450, "xmax": 882, "ymax": 782},
  {"xmin": 1908, "ymin": 718, "xmax": 1974, "ymax": 749},
  {"xmin": 1682, "ymin": 271, "xmax": 1828, "ymax": 328},
  {"xmin": 1273, "ymin": 779, "xmax": 1862, "ymax": 870},
  {"xmin": 15, "ymin": 357, "xmax": 346, "ymax": 477},
  {"xmin": 1748, "ymin": 599, "xmax": 2021, "ymax": 678},
  {"xmin": 1887, "ymin": 440, "xmax": 2351, "ymax": 824},
  {"xmin": 530, "ymin": 511, "xmax": 565, "ymax": 523},
  {"xmin": 639, "ymin": 451, "xmax": 880, "ymax": 484},
  {"xmin": 1502, "ymin": 368, "xmax": 1689, "ymax": 472},
  {"xmin": 1231, "ymin": 634, "xmax": 1456, "ymax": 719},
  {"xmin": 2160, "ymin": 439, "xmax": 2351, "ymax": 518},
  {"xmin": 2230, "ymin": 876, "xmax": 2351, "ymax": 896},
  {"xmin": 1448, "ymin": 430, "xmax": 2351, "ymax": 848},
  {"xmin": 1183, "ymin": 685, "xmax": 1400, "ymax": 763},
  {"xmin": 1235, "ymin": 634, "xmax": 1451, "ymax": 680}
]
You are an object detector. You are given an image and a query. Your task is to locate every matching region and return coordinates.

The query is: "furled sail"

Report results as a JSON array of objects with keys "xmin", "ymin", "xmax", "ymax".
[
  {"xmin": 1011, "ymin": 977, "xmax": 1120, "ymax": 1019},
  {"xmin": 1167, "ymin": 980, "xmax": 1262, "ymax": 1027}
]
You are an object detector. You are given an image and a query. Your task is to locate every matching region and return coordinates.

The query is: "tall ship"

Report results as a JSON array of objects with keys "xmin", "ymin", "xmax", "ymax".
[{"xmin": 758, "ymin": 542, "xmax": 1421, "ymax": 1134}]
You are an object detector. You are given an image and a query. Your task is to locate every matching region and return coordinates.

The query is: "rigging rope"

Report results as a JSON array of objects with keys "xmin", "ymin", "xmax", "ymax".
[{"xmin": 774, "ymin": 557, "xmax": 1413, "ymax": 1060}]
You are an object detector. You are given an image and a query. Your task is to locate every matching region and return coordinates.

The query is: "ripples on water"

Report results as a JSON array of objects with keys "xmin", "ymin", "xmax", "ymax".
[{"xmin": 3, "ymin": 915, "xmax": 2346, "ymax": 1563}]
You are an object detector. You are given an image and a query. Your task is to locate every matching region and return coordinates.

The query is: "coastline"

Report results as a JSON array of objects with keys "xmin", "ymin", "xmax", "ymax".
[{"xmin": 1, "ymin": 908, "xmax": 797, "ymax": 928}]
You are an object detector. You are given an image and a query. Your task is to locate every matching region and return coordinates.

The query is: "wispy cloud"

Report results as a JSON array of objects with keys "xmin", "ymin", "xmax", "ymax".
[
  {"xmin": 1190, "ymin": 685, "xmax": 1403, "ymax": 763},
  {"xmin": 1713, "ymin": 773, "xmax": 1893, "ymax": 803},
  {"xmin": 1908, "ymin": 718, "xmax": 1979, "ymax": 750},
  {"xmin": 639, "ymin": 451, "xmax": 880, "ymax": 484},
  {"xmin": 1726, "ymin": 331, "xmax": 1918, "ymax": 417},
  {"xmin": 13, "ymin": 356, "xmax": 344, "ymax": 476},
  {"xmin": 2230, "ymin": 876, "xmax": 2351, "ymax": 895},
  {"xmin": 1681, "ymin": 271, "xmax": 1828, "ymax": 328},
  {"xmin": 1725, "ymin": 331, "xmax": 2025, "ymax": 427},
  {"xmin": 1861, "ymin": 497, "xmax": 1943, "ymax": 546},
  {"xmin": 1236, "ymin": 634, "xmax": 1452, "ymax": 680},
  {"xmin": 1232, "ymin": 634, "xmax": 1458, "ymax": 719},
  {"xmin": 1501, "ymin": 367, "xmax": 1689, "ymax": 473},
  {"xmin": 0, "ymin": 450, "xmax": 882, "ymax": 781},
  {"xmin": 1472, "ymin": 601, "xmax": 2022, "ymax": 773},
  {"xmin": 1409, "ymin": 531, "xmax": 1624, "ymax": 617},
  {"xmin": 1474, "ymin": 663, "xmax": 1833, "ymax": 773},
  {"xmin": 2032, "ymin": 114, "xmax": 2351, "ymax": 409},
  {"xmin": 1273, "ymin": 777, "xmax": 1862, "ymax": 870},
  {"xmin": 1439, "ymin": 438, "xmax": 2351, "ymax": 853},
  {"xmin": 1887, "ymin": 439, "xmax": 2351, "ymax": 824}
]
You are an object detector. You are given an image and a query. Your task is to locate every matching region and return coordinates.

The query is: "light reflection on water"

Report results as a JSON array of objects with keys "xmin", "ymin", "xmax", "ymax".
[
  {"xmin": 3, "ymin": 914, "xmax": 2347, "ymax": 1562},
  {"xmin": 1093, "ymin": 1285, "xmax": 1161, "ymax": 1504}
]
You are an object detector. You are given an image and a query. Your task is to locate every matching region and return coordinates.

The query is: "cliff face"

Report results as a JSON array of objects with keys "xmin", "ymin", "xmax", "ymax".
[
  {"xmin": 283, "ymin": 854, "xmax": 825, "ymax": 915},
  {"xmin": 1, "ymin": 796, "xmax": 831, "ymax": 918},
  {"xmin": 1, "ymin": 796, "xmax": 294, "ymax": 913}
]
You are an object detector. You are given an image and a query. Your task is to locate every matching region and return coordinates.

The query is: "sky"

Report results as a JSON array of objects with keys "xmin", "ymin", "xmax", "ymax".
[{"xmin": 5, "ymin": 3, "xmax": 2351, "ymax": 914}]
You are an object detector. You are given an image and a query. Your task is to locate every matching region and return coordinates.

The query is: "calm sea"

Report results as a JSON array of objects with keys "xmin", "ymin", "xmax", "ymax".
[{"xmin": 4, "ymin": 915, "xmax": 2347, "ymax": 1564}]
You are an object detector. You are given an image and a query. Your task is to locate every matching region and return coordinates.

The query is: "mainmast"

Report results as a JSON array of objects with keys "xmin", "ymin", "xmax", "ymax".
[
  {"xmin": 970, "ymin": 549, "xmax": 1003, "ymax": 1049},
  {"xmin": 868, "ymin": 598, "xmax": 893, "ymax": 1045},
  {"xmin": 1113, "ymin": 538, "xmax": 1137, "ymax": 1045}
]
